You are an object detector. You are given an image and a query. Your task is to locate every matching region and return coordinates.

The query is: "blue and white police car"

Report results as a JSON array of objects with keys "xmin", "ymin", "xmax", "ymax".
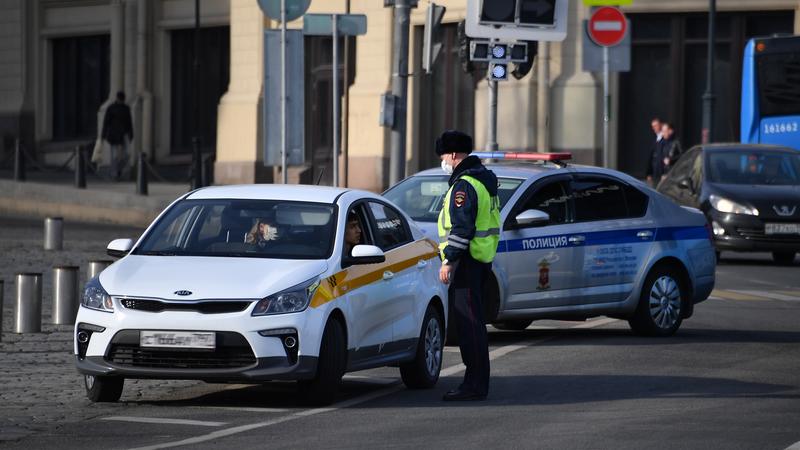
[{"xmin": 384, "ymin": 152, "xmax": 716, "ymax": 337}]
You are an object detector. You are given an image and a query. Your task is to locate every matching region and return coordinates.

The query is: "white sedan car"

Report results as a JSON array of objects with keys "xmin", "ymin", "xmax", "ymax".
[{"xmin": 75, "ymin": 185, "xmax": 446, "ymax": 405}]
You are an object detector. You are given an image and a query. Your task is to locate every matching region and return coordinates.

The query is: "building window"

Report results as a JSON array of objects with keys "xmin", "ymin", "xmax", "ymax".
[
  {"xmin": 52, "ymin": 35, "xmax": 110, "ymax": 141},
  {"xmin": 170, "ymin": 26, "xmax": 230, "ymax": 154}
]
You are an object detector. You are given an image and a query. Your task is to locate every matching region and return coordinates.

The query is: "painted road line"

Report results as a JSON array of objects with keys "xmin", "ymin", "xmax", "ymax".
[
  {"xmin": 103, "ymin": 416, "xmax": 226, "ymax": 427},
  {"xmin": 732, "ymin": 290, "xmax": 800, "ymax": 302},
  {"xmin": 785, "ymin": 440, "xmax": 800, "ymax": 450},
  {"xmin": 202, "ymin": 407, "xmax": 290, "ymax": 413},
  {"xmin": 711, "ymin": 289, "xmax": 770, "ymax": 301},
  {"xmin": 128, "ymin": 318, "xmax": 619, "ymax": 450}
]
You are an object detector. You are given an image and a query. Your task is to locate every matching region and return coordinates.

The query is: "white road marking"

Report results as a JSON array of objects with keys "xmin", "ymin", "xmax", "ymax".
[
  {"xmin": 128, "ymin": 318, "xmax": 619, "ymax": 450},
  {"xmin": 103, "ymin": 416, "xmax": 226, "ymax": 427},
  {"xmin": 785, "ymin": 441, "xmax": 800, "ymax": 450},
  {"xmin": 202, "ymin": 407, "xmax": 290, "ymax": 413},
  {"xmin": 732, "ymin": 290, "xmax": 800, "ymax": 302}
]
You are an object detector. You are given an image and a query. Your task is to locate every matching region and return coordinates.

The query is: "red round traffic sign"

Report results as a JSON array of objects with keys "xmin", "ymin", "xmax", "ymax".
[{"xmin": 588, "ymin": 6, "xmax": 627, "ymax": 47}]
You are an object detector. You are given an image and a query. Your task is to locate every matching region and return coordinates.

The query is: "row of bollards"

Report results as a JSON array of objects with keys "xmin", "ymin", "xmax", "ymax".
[{"xmin": 5, "ymin": 261, "xmax": 112, "ymax": 335}]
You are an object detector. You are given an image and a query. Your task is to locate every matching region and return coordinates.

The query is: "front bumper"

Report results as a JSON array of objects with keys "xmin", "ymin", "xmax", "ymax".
[{"xmin": 709, "ymin": 210, "xmax": 800, "ymax": 252}]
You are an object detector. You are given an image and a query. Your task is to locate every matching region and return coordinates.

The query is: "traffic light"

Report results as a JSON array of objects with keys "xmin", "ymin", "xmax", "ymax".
[
  {"xmin": 466, "ymin": 0, "xmax": 567, "ymax": 42},
  {"xmin": 511, "ymin": 41, "xmax": 537, "ymax": 80},
  {"xmin": 479, "ymin": 0, "xmax": 557, "ymax": 27}
]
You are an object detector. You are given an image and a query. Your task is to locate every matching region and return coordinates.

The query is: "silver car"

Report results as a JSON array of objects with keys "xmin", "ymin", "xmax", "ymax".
[{"xmin": 384, "ymin": 154, "xmax": 716, "ymax": 337}]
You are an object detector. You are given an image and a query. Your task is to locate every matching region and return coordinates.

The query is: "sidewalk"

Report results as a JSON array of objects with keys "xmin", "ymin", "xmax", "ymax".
[{"xmin": 0, "ymin": 170, "xmax": 189, "ymax": 227}]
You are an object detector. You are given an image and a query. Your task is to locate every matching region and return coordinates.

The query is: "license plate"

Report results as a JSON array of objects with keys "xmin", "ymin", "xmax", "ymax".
[
  {"xmin": 140, "ymin": 331, "xmax": 216, "ymax": 349},
  {"xmin": 764, "ymin": 223, "xmax": 800, "ymax": 235}
]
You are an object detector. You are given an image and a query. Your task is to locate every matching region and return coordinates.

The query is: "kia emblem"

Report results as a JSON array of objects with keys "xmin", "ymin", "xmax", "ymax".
[{"xmin": 174, "ymin": 290, "xmax": 192, "ymax": 296}]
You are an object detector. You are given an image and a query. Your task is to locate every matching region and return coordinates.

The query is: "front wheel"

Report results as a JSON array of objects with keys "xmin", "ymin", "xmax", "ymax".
[
  {"xmin": 400, "ymin": 306, "xmax": 443, "ymax": 389},
  {"xmin": 85, "ymin": 375, "xmax": 124, "ymax": 402},
  {"xmin": 628, "ymin": 266, "xmax": 684, "ymax": 337},
  {"xmin": 298, "ymin": 319, "xmax": 346, "ymax": 406},
  {"xmin": 772, "ymin": 252, "xmax": 796, "ymax": 265}
]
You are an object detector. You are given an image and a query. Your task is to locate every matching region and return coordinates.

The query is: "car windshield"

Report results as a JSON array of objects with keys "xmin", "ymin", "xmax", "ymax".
[
  {"xmin": 134, "ymin": 199, "xmax": 336, "ymax": 259},
  {"xmin": 707, "ymin": 150, "xmax": 800, "ymax": 185},
  {"xmin": 384, "ymin": 176, "xmax": 523, "ymax": 222}
]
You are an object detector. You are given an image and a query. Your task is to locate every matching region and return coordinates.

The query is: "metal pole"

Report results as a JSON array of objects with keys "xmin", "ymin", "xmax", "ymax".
[
  {"xmin": 603, "ymin": 45, "xmax": 610, "ymax": 168},
  {"xmin": 88, "ymin": 260, "xmax": 113, "ymax": 280},
  {"xmin": 44, "ymin": 217, "xmax": 63, "ymax": 251},
  {"xmin": 0, "ymin": 280, "xmax": 4, "ymax": 341},
  {"xmin": 702, "ymin": 0, "xmax": 716, "ymax": 144},
  {"xmin": 14, "ymin": 138, "xmax": 25, "ymax": 181},
  {"xmin": 53, "ymin": 266, "xmax": 79, "ymax": 325},
  {"xmin": 137, "ymin": 150, "xmax": 148, "ymax": 195},
  {"xmin": 191, "ymin": 0, "xmax": 202, "ymax": 189},
  {"xmin": 389, "ymin": 0, "xmax": 411, "ymax": 186},
  {"xmin": 74, "ymin": 145, "xmax": 86, "ymax": 189},
  {"xmin": 342, "ymin": 0, "xmax": 351, "ymax": 187},
  {"xmin": 280, "ymin": 0, "xmax": 288, "ymax": 184},
  {"xmin": 486, "ymin": 79, "xmax": 499, "ymax": 152},
  {"xmin": 332, "ymin": 15, "xmax": 340, "ymax": 188},
  {"xmin": 14, "ymin": 273, "xmax": 42, "ymax": 333},
  {"xmin": 537, "ymin": 42, "xmax": 550, "ymax": 153}
]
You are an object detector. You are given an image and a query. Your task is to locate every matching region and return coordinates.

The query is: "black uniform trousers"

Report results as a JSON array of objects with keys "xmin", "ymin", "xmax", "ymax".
[{"xmin": 449, "ymin": 254, "xmax": 491, "ymax": 395}]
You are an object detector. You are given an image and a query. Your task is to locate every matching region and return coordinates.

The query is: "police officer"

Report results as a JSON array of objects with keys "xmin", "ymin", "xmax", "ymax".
[{"xmin": 436, "ymin": 130, "xmax": 501, "ymax": 401}]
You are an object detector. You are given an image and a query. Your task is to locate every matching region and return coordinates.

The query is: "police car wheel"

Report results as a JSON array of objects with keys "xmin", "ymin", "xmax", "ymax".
[
  {"xmin": 629, "ymin": 267, "xmax": 684, "ymax": 337},
  {"xmin": 84, "ymin": 374, "xmax": 124, "ymax": 403},
  {"xmin": 492, "ymin": 320, "xmax": 533, "ymax": 331},
  {"xmin": 298, "ymin": 318, "xmax": 346, "ymax": 406},
  {"xmin": 772, "ymin": 252, "xmax": 796, "ymax": 265},
  {"xmin": 401, "ymin": 306, "xmax": 443, "ymax": 389}
]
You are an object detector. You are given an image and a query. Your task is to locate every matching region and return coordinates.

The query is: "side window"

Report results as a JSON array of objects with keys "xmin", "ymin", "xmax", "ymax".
[
  {"xmin": 517, "ymin": 180, "xmax": 569, "ymax": 226},
  {"xmin": 342, "ymin": 204, "xmax": 372, "ymax": 256},
  {"xmin": 572, "ymin": 177, "xmax": 628, "ymax": 222},
  {"xmin": 624, "ymin": 185, "xmax": 649, "ymax": 217},
  {"xmin": 666, "ymin": 148, "xmax": 699, "ymax": 183},
  {"xmin": 367, "ymin": 202, "xmax": 412, "ymax": 251}
]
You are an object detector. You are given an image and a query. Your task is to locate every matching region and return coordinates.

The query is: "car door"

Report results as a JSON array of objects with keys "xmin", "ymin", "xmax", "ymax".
[
  {"xmin": 659, "ymin": 148, "xmax": 702, "ymax": 208},
  {"xmin": 496, "ymin": 175, "xmax": 578, "ymax": 309},
  {"xmin": 364, "ymin": 201, "xmax": 420, "ymax": 352},
  {"xmin": 568, "ymin": 174, "xmax": 657, "ymax": 304}
]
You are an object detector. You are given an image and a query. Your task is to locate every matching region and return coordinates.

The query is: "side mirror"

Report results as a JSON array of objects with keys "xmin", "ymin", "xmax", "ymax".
[
  {"xmin": 678, "ymin": 177, "xmax": 693, "ymax": 192},
  {"xmin": 514, "ymin": 209, "xmax": 550, "ymax": 227},
  {"xmin": 107, "ymin": 238, "xmax": 134, "ymax": 258},
  {"xmin": 344, "ymin": 244, "xmax": 386, "ymax": 267}
]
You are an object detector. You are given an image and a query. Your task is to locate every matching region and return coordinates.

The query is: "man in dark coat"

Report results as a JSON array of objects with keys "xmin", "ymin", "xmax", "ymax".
[{"xmin": 101, "ymin": 91, "xmax": 134, "ymax": 180}]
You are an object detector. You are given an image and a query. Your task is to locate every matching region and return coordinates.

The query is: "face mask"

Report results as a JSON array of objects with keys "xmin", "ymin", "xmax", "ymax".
[{"xmin": 441, "ymin": 160, "xmax": 454, "ymax": 175}]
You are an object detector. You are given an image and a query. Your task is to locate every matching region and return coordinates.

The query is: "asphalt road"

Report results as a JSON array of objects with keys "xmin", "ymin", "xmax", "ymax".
[{"xmin": 1, "ymin": 218, "xmax": 798, "ymax": 450}]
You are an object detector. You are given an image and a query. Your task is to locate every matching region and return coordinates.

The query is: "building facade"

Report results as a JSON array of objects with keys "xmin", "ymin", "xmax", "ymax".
[{"xmin": 1, "ymin": 0, "xmax": 799, "ymax": 191}]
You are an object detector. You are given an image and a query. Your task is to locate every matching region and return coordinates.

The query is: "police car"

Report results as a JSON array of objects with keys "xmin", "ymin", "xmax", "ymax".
[
  {"xmin": 384, "ymin": 152, "xmax": 716, "ymax": 337},
  {"xmin": 75, "ymin": 185, "xmax": 447, "ymax": 405}
]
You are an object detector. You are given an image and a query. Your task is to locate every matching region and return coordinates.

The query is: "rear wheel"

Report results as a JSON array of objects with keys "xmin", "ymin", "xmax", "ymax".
[
  {"xmin": 772, "ymin": 252, "xmax": 796, "ymax": 265},
  {"xmin": 400, "ymin": 306, "xmax": 443, "ymax": 389},
  {"xmin": 298, "ymin": 318, "xmax": 346, "ymax": 406},
  {"xmin": 628, "ymin": 266, "xmax": 684, "ymax": 337},
  {"xmin": 492, "ymin": 320, "xmax": 533, "ymax": 331},
  {"xmin": 84, "ymin": 375, "xmax": 124, "ymax": 402}
]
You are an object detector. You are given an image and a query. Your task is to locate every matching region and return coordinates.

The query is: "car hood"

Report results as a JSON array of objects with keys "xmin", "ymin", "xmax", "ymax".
[
  {"xmin": 707, "ymin": 183, "xmax": 800, "ymax": 219},
  {"xmin": 98, "ymin": 256, "xmax": 328, "ymax": 300}
]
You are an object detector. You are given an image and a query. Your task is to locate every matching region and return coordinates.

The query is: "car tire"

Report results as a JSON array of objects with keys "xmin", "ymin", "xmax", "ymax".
[
  {"xmin": 400, "ymin": 306, "xmax": 443, "ymax": 389},
  {"xmin": 298, "ymin": 318, "xmax": 346, "ymax": 406},
  {"xmin": 84, "ymin": 375, "xmax": 124, "ymax": 402},
  {"xmin": 492, "ymin": 320, "xmax": 533, "ymax": 331},
  {"xmin": 628, "ymin": 266, "xmax": 684, "ymax": 337},
  {"xmin": 772, "ymin": 252, "xmax": 796, "ymax": 265}
]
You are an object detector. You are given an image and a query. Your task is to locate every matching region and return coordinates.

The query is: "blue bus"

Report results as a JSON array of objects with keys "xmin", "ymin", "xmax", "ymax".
[{"xmin": 741, "ymin": 35, "xmax": 800, "ymax": 149}]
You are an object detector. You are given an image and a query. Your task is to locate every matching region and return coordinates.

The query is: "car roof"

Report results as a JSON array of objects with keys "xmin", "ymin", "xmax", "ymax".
[
  {"xmin": 186, "ymin": 184, "xmax": 351, "ymax": 203},
  {"xmin": 697, "ymin": 143, "xmax": 799, "ymax": 153}
]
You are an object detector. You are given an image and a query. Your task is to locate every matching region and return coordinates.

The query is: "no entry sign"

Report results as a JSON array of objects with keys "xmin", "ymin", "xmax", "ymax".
[{"xmin": 588, "ymin": 6, "xmax": 627, "ymax": 47}]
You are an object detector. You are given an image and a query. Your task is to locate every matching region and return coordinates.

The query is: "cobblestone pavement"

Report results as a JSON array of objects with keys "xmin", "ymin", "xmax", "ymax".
[{"xmin": 0, "ymin": 217, "xmax": 204, "ymax": 442}]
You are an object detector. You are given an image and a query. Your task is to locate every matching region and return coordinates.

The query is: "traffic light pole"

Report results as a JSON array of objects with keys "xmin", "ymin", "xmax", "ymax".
[
  {"xmin": 602, "ymin": 45, "xmax": 610, "ymax": 168},
  {"xmin": 487, "ymin": 79, "xmax": 499, "ymax": 152},
  {"xmin": 280, "ymin": 0, "xmax": 288, "ymax": 184},
  {"xmin": 389, "ymin": 0, "xmax": 411, "ymax": 186},
  {"xmin": 701, "ymin": 0, "xmax": 716, "ymax": 144}
]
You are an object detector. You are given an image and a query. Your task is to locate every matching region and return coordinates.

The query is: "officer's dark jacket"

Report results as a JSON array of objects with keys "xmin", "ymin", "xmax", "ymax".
[{"xmin": 444, "ymin": 155, "xmax": 498, "ymax": 263}]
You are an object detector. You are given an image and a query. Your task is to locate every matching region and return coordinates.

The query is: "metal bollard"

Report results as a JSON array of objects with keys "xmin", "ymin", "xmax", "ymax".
[
  {"xmin": 15, "ymin": 273, "xmax": 42, "ymax": 333},
  {"xmin": 136, "ymin": 151, "xmax": 148, "ymax": 196},
  {"xmin": 13, "ymin": 138, "xmax": 25, "ymax": 182},
  {"xmin": 44, "ymin": 217, "xmax": 63, "ymax": 251},
  {"xmin": 87, "ymin": 260, "xmax": 113, "ymax": 280},
  {"xmin": 75, "ymin": 145, "xmax": 86, "ymax": 189},
  {"xmin": 53, "ymin": 266, "xmax": 79, "ymax": 325}
]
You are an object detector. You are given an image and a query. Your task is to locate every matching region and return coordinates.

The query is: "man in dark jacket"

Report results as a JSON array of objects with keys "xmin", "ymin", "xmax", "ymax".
[
  {"xmin": 101, "ymin": 91, "xmax": 134, "ymax": 180},
  {"xmin": 437, "ymin": 130, "xmax": 501, "ymax": 401}
]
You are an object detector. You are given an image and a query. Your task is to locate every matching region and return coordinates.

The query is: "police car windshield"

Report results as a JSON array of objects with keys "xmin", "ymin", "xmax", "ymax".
[
  {"xmin": 384, "ymin": 176, "xmax": 523, "ymax": 222},
  {"xmin": 707, "ymin": 150, "xmax": 800, "ymax": 185},
  {"xmin": 135, "ymin": 199, "xmax": 336, "ymax": 259}
]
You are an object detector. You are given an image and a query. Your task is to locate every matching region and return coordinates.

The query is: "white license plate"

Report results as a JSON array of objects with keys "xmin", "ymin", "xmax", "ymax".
[
  {"xmin": 140, "ymin": 331, "xmax": 216, "ymax": 349},
  {"xmin": 765, "ymin": 223, "xmax": 800, "ymax": 235}
]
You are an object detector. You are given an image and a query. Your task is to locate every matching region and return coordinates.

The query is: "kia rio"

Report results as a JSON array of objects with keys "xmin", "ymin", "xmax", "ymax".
[{"xmin": 75, "ymin": 185, "xmax": 447, "ymax": 405}]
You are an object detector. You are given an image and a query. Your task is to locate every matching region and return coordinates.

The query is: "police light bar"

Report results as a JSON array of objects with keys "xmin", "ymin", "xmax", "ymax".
[{"xmin": 472, "ymin": 151, "xmax": 572, "ymax": 161}]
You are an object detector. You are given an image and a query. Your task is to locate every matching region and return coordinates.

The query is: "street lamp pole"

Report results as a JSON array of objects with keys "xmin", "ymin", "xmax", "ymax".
[
  {"xmin": 388, "ymin": 0, "xmax": 411, "ymax": 186},
  {"xmin": 191, "ymin": 0, "xmax": 202, "ymax": 189},
  {"xmin": 701, "ymin": 0, "xmax": 716, "ymax": 144}
]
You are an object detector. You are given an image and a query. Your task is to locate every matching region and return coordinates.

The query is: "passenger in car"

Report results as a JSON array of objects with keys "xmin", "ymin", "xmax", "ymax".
[
  {"xmin": 343, "ymin": 211, "xmax": 362, "ymax": 257},
  {"xmin": 245, "ymin": 218, "xmax": 279, "ymax": 248}
]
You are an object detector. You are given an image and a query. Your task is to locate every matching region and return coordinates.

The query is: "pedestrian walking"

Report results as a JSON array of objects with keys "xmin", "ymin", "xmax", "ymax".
[
  {"xmin": 661, "ymin": 122, "xmax": 683, "ymax": 174},
  {"xmin": 101, "ymin": 91, "xmax": 134, "ymax": 180},
  {"xmin": 436, "ymin": 130, "xmax": 501, "ymax": 401},
  {"xmin": 645, "ymin": 117, "xmax": 664, "ymax": 187}
]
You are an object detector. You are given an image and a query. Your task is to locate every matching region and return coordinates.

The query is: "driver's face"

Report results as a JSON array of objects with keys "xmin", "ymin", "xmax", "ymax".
[{"xmin": 345, "ymin": 220, "xmax": 361, "ymax": 246}]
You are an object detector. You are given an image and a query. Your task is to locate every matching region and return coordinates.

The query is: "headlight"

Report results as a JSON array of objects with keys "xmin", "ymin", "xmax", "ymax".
[
  {"xmin": 81, "ymin": 277, "xmax": 114, "ymax": 313},
  {"xmin": 252, "ymin": 278, "xmax": 320, "ymax": 316},
  {"xmin": 709, "ymin": 195, "xmax": 759, "ymax": 216}
]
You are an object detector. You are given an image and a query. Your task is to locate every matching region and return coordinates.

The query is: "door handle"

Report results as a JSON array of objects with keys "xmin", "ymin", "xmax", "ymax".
[
  {"xmin": 416, "ymin": 259, "xmax": 428, "ymax": 269},
  {"xmin": 383, "ymin": 271, "xmax": 394, "ymax": 281},
  {"xmin": 637, "ymin": 230, "xmax": 654, "ymax": 239},
  {"xmin": 568, "ymin": 235, "xmax": 585, "ymax": 245}
]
